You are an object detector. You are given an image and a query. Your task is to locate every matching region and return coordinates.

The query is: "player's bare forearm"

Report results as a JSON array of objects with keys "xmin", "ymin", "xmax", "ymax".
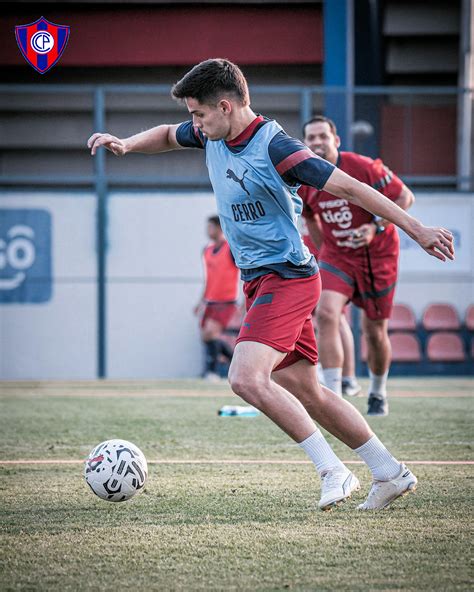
[
  {"xmin": 379, "ymin": 185, "xmax": 415, "ymax": 227},
  {"xmin": 87, "ymin": 124, "xmax": 182, "ymax": 156},
  {"xmin": 324, "ymin": 168, "xmax": 454, "ymax": 261},
  {"xmin": 325, "ymin": 169, "xmax": 420, "ymax": 236},
  {"xmin": 394, "ymin": 185, "xmax": 415, "ymax": 211}
]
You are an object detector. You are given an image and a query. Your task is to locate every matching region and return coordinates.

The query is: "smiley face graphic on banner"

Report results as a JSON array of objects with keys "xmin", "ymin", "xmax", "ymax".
[{"xmin": 15, "ymin": 17, "xmax": 70, "ymax": 74}]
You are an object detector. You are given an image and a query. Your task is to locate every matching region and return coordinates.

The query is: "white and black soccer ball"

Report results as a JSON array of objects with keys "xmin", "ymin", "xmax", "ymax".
[{"xmin": 84, "ymin": 439, "xmax": 148, "ymax": 502}]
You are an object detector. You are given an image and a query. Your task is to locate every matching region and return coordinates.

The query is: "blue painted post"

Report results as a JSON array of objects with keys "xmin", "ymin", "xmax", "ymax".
[
  {"xmin": 324, "ymin": 0, "xmax": 360, "ymax": 373},
  {"xmin": 300, "ymin": 88, "xmax": 313, "ymax": 135},
  {"xmin": 323, "ymin": 0, "xmax": 353, "ymax": 148},
  {"xmin": 93, "ymin": 88, "xmax": 107, "ymax": 379}
]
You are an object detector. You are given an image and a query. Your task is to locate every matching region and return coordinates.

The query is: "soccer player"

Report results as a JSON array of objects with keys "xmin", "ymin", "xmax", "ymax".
[
  {"xmin": 88, "ymin": 59, "xmax": 454, "ymax": 511},
  {"xmin": 300, "ymin": 116, "xmax": 415, "ymax": 416},
  {"xmin": 301, "ymin": 216, "xmax": 361, "ymax": 397},
  {"xmin": 196, "ymin": 215, "xmax": 240, "ymax": 381}
]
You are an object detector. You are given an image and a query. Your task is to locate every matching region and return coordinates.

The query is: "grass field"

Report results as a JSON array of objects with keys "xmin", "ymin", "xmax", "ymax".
[{"xmin": 1, "ymin": 377, "xmax": 472, "ymax": 591}]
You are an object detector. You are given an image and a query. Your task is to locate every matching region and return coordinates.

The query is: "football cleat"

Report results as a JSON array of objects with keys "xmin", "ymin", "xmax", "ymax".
[
  {"xmin": 357, "ymin": 464, "xmax": 418, "ymax": 510},
  {"xmin": 318, "ymin": 468, "xmax": 361, "ymax": 511},
  {"xmin": 203, "ymin": 371, "xmax": 222, "ymax": 383},
  {"xmin": 342, "ymin": 379, "xmax": 362, "ymax": 397},
  {"xmin": 367, "ymin": 394, "xmax": 389, "ymax": 416}
]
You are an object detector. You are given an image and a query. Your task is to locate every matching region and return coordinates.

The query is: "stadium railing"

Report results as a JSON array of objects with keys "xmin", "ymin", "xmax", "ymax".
[{"xmin": 1, "ymin": 83, "xmax": 473, "ymax": 378}]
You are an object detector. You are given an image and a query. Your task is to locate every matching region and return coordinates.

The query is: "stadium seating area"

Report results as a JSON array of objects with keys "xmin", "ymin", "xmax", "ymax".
[
  {"xmin": 361, "ymin": 302, "xmax": 474, "ymax": 374},
  {"xmin": 223, "ymin": 302, "xmax": 474, "ymax": 376}
]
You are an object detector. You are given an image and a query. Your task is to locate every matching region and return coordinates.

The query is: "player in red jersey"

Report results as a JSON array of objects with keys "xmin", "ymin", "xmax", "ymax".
[
  {"xmin": 301, "ymin": 116, "xmax": 416, "ymax": 416},
  {"xmin": 300, "ymin": 217, "xmax": 361, "ymax": 397},
  {"xmin": 196, "ymin": 215, "xmax": 240, "ymax": 380}
]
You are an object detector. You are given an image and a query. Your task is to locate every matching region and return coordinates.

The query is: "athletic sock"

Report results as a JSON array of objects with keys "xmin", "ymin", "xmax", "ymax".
[
  {"xmin": 369, "ymin": 369, "xmax": 389, "ymax": 398},
  {"xmin": 322, "ymin": 367, "xmax": 342, "ymax": 396},
  {"xmin": 204, "ymin": 340, "xmax": 219, "ymax": 374},
  {"xmin": 299, "ymin": 429, "xmax": 346, "ymax": 476},
  {"xmin": 217, "ymin": 338, "xmax": 233, "ymax": 361},
  {"xmin": 355, "ymin": 435, "xmax": 401, "ymax": 481}
]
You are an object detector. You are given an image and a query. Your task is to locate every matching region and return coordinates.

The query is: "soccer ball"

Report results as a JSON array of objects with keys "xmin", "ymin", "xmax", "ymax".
[{"xmin": 84, "ymin": 439, "xmax": 148, "ymax": 502}]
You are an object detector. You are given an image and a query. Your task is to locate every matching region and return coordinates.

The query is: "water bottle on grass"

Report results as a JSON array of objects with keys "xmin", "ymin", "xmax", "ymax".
[{"xmin": 218, "ymin": 405, "xmax": 260, "ymax": 417}]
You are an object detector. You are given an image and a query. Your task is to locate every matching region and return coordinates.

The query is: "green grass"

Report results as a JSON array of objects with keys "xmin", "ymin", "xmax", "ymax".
[{"xmin": 0, "ymin": 378, "xmax": 473, "ymax": 591}]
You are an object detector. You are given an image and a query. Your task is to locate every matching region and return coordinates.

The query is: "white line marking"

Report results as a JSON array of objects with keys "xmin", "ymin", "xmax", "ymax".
[{"xmin": 1, "ymin": 459, "xmax": 473, "ymax": 466}]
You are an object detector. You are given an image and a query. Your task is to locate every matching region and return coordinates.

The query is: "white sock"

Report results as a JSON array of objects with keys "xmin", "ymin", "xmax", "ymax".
[
  {"xmin": 299, "ymin": 429, "xmax": 346, "ymax": 476},
  {"xmin": 355, "ymin": 435, "xmax": 401, "ymax": 481},
  {"xmin": 369, "ymin": 369, "xmax": 388, "ymax": 398},
  {"xmin": 322, "ymin": 367, "xmax": 342, "ymax": 396},
  {"xmin": 342, "ymin": 375, "xmax": 357, "ymax": 387}
]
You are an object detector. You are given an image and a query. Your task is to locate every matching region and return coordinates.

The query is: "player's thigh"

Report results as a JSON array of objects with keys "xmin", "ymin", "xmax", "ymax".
[
  {"xmin": 272, "ymin": 357, "xmax": 318, "ymax": 392},
  {"xmin": 229, "ymin": 340, "xmax": 286, "ymax": 390},
  {"xmin": 272, "ymin": 358, "xmax": 322, "ymax": 404},
  {"xmin": 201, "ymin": 317, "xmax": 223, "ymax": 340},
  {"xmin": 316, "ymin": 290, "xmax": 349, "ymax": 325}
]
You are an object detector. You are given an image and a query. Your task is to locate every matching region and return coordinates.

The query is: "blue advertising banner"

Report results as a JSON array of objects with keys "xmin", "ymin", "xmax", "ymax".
[{"xmin": 0, "ymin": 209, "xmax": 52, "ymax": 303}]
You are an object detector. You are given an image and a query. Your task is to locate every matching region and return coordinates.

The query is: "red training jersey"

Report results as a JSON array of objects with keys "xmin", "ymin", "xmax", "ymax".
[
  {"xmin": 299, "ymin": 217, "xmax": 320, "ymax": 260},
  {"xmin": 203, "ymin": 241, "xmax": 239, "ymax": 303},
  {"xmin": 298, "ymin": 152, "xmax": 404, "ymax": 258}
]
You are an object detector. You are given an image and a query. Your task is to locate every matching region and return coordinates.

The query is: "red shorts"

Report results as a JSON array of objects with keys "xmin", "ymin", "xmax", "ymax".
[
  {"xmin": 319, "ymin": 248, "xmax": 398, "ymax": 320},
  {"xmin": 236, "ymin": 273, "xmax": 321, "ymax": 371},
  {"xmin": 201, "ymin": 302, "xmax": 239, "ymax": 329}
]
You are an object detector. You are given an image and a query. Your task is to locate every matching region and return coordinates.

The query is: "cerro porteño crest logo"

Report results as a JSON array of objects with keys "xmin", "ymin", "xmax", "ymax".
[{"xmin": 15, "ymin": 17, "xmax": 70, "ymax": 74}]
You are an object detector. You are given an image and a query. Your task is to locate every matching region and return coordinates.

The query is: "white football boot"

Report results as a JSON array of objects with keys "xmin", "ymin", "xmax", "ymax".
[
  {"xmin": 357, "ymin": 464, "xmax": 418, "ymax": 510},
  {"xmin": 342, "ymin": 379, "xmax": 362, "ymax": 397},
  {"xmin": 319, "ymin": 468, "xmax": 361, "ymax": 511}
]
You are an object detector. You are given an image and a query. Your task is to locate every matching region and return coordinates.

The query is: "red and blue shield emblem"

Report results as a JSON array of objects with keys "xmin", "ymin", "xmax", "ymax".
[{"xmin": 15, "ymin": 17, "xmax": 70, "ymax": 74}]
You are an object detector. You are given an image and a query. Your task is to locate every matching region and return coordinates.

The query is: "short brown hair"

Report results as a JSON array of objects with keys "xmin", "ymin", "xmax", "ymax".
[
  {"xmin": 171, "ymin": 59, "xmax": 250, "ymax": 106},
  {"xmin": 302, "ymin": 115, "xmax": 338, "ymax": 138},
  {"xmin": 207, "ymin": 215, "xmax": 221, "ymax": 227}
]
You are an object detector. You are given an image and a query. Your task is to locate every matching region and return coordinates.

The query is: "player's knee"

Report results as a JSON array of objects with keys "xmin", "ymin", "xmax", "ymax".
[
  {"xmin": 201, "ymin": 328, "xmax": 214, "ymax": 341},
  {"xmin": 228, "ymin": 370, "xmax": 269, "ymax": 404},
  {"xmin": 365, "ymin": 321, "xmax": 388, "ymax": 345},
  {"xmin": 316, "ymin": 305, "xmax": 337, "ymax": 328}
]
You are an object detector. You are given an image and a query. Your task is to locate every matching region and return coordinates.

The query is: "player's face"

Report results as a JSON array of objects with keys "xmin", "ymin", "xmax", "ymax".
[
  {"xmin": 303, "ymin": 122, "xmax": 340, "ymax": 164},
  {"xmin": 185, "ymin": 98, "xmax": 231, "ymax": 141},
  {"xmin": 207, "ymin": 222, "xmax": 220, "ymax": 241}
]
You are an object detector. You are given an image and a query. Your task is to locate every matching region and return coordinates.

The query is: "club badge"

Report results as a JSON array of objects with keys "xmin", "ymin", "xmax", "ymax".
[{"xmin": 15, "ymin": 16, "xmax": 70, "ymax": 74}]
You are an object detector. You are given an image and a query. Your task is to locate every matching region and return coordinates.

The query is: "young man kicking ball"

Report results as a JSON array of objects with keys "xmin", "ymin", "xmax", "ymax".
[{"xmin": 88, "ymin": 59, "xmax": 454, "ymax": 510}]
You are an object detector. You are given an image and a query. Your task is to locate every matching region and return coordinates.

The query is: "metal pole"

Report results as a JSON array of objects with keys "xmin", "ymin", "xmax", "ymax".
[
  {"xmin": 352, "ymin": 305, "xmax": 363, "ymax": 377},
  {"xmin": 345, "ymin": 0, "xmax": 355, "ymax": 152},
  {"xmin": 346, "ymin": 0, "xmax": 360, "ymax": 374},
  {"xmin": 458, "ymin": 0, "xmax": 473, "ymax": 191},
  {"xmin": 300, "ymin": 88, "xmax": 312, "ymax": 134},
  {"xmin": 93, "ymin": 88, "xmax": 107, "ymax": 378}
]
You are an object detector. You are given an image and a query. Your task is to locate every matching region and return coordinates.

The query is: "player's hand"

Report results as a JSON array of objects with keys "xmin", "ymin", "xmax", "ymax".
[
  {"xmin": 194, "ymin": 302, "xmax": 204, "ymax": 316},
  {"xmin": 87, "ymin": 133, "xmax": 127, "ymax": 156},
  {"xmin": 350, "ymin": 223, "xmax": 377, "ymax": 248},
  {"xmin": 337, "ymin": 223, "xmax": 376, "ymax": 249},
  {"xmin": 415, "ymin": 226, "xmax": 455, "ymax": 261}
]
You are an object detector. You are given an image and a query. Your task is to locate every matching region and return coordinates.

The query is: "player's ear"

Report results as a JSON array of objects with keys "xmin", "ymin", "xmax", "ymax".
[
  {"xmin": 219, "ymin": 99, "xmax": 232, "ymax": 114},
  {"xmin": 335, "ymin": 135, "xmax": 342, "ymax": 148}
]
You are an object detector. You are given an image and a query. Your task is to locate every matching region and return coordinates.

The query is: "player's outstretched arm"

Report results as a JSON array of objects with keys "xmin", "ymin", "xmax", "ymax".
[
  {"xmin": 324, "ymin": 167, "xmax": 455, "ymax": 262},
  {"xmin": 87, "ymin": 124, "xmax": 183, "ymax": 156}
]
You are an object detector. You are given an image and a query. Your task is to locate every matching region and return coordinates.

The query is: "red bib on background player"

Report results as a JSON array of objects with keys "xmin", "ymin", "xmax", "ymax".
[{"xmin": 203, "ymin": 241, "xmax": 239, "ymax": 303}]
